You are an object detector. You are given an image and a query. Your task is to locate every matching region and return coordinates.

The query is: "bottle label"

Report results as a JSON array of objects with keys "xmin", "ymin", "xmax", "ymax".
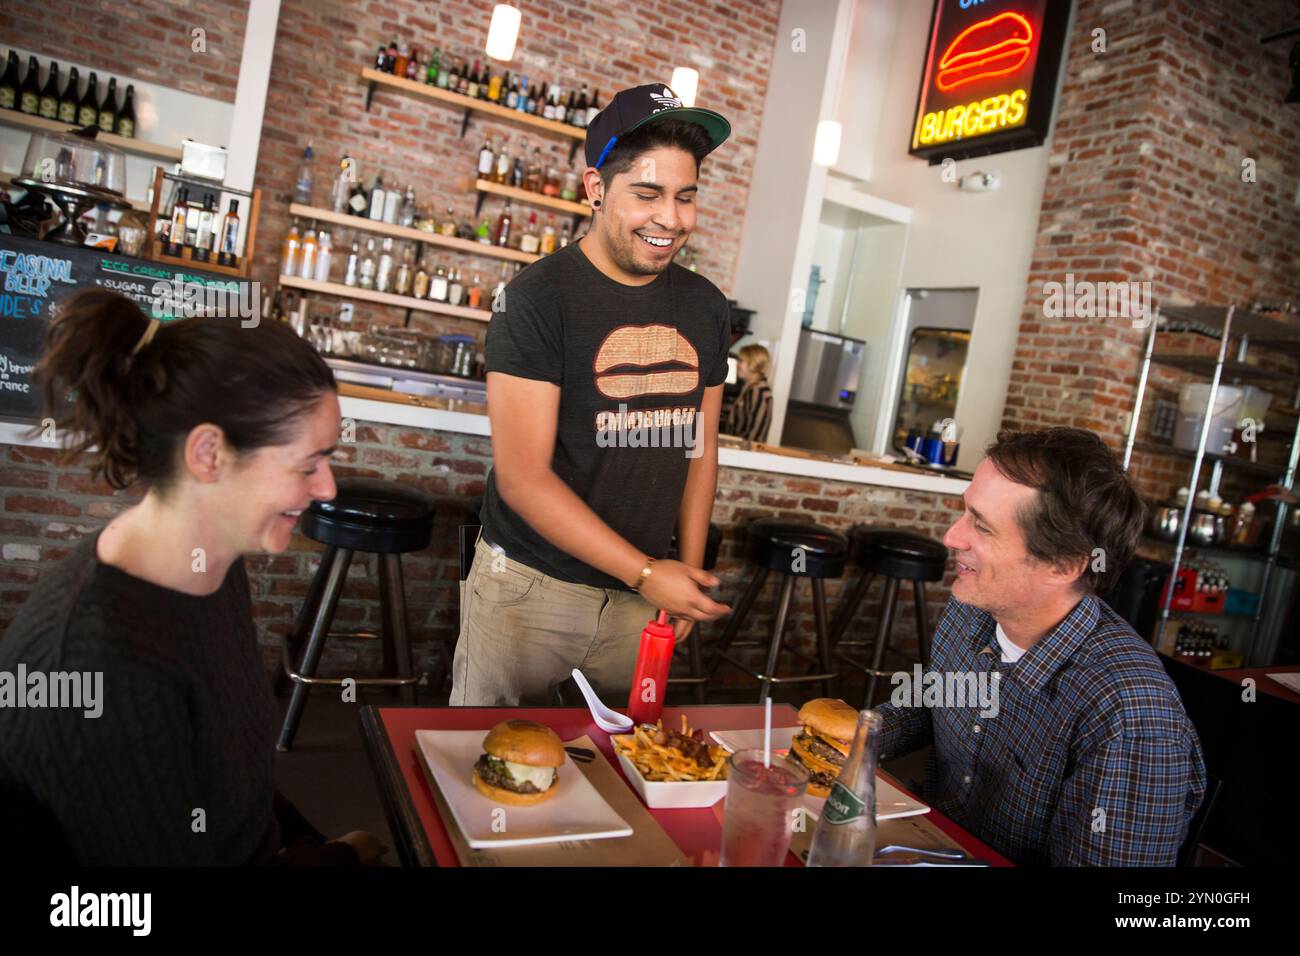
[
  {"xmin": 0, "ymin": 89, "xmax": 13, "ymax": 109},
  {"xmin": 822, "ymin": 781, "xmax": 866, "ymax": 826},
  {"xmin": 117, "ymin": 118, "xmax": 134, "ymax": 138},
  {"xmin": 78, "ymin": 106, "xmax": 97, "ymax": 126},
  {"xmin": 21, "ymin": 91, "xmax": 38, "ymax": 113},
  {"xmin": 58, "ymin": 102, "xmax": 76, "ymax": 123}
]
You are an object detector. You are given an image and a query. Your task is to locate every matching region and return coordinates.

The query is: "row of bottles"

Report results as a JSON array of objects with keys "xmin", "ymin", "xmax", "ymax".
[
  {"xmin": 488, "ymin": 202, "xmax": 570, "ymax": 253},
  {"xmin": 0, "ymin": 52, "xmax": 137, "ymax": 137},
  {"xmin": 157, "ymin": 187, "xmax": 243, "ymax": 267},
  {"xmin": 1174, "ymin": 622, "xmax": 1227, "ymax": 659},
  {"xmin": 475, "ymin": 137, "xmax": 585, "ymax": 202},
  {"xmin": 281, "ymin": 217, "xmax": 527, "ymax": 307},
  {"xmin": 371, "ymin": 38, "xmax": 601, "ymax": 128}
]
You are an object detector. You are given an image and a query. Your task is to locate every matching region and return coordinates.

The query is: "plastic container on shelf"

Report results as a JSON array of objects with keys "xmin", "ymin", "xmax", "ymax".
[{"xmin": 1173, "ymin": 383, "xmax": 1243, "ymax": 453}]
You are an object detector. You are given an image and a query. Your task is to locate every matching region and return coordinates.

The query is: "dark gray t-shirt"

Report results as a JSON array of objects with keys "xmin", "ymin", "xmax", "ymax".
[{"xmin": 481, "ymin": 241, "xmax": 730, "ymax": 589}]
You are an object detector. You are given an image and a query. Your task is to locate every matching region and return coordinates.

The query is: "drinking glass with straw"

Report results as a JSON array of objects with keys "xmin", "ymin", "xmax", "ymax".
[{"xmin": 719, "ymin": 696, "xmax": 807, "ymax": 866}]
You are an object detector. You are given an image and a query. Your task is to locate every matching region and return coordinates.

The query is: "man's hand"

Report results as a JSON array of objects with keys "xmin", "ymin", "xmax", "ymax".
[
  {"xmin": 638, "ymin": 559, "xmax": 730, "ymax": 623},
  {"xmin": 673, "ymin": 617, "xmax": 694, "ymax": 643}
]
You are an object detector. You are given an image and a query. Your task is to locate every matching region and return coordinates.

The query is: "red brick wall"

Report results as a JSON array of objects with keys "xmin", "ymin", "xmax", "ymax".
[
  {"xmin": 0, "ymin": 428, "xmax": 963, "ymax": 686},
  {"xmin": 1, "ymin": 0, "xmax": 248, "ymax": 102},
  {"xmin": 1001, "ymin": 0, "xmax": 1300, "ymax": 505}
]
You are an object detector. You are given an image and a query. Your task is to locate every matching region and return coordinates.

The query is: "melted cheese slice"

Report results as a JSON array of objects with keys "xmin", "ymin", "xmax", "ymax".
[{"xmin": 504, "ymin": 760, "xmax": 555, "ymax": 793}]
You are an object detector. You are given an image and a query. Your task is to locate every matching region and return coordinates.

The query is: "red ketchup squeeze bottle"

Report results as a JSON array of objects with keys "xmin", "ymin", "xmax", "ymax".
[{"xmin": 627, "ymin": 610, "xmax": 675, "ymax": 726}]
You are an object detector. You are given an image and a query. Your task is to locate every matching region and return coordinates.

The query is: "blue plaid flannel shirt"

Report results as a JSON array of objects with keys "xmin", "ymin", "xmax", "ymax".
[{"xmin": 876, "ymin": 594, "xmax": 1206, "ymax": 866}]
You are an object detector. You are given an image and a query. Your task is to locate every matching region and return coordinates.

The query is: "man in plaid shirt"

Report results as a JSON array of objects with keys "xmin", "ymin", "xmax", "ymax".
[{"xmin": 876, "ymin": 428, "xmax": 1206, "ymax": 866}]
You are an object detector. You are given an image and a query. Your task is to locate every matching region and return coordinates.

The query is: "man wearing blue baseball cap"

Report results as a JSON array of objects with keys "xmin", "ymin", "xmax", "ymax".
[{"xmin": 451, "ymin": 85, "xmax": 736, "ymax": 706}]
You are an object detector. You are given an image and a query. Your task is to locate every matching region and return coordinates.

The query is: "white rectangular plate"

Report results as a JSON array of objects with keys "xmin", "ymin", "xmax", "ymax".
[
  {"xmin": 415, "ymin": 729, "xmax": 633, "ymax": 849},
  {"xmin": 709, "ymin": 728, "xmax": 930, "ymax": 821}
]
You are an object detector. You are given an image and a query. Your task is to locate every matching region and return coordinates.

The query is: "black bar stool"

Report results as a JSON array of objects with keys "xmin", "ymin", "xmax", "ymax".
[
  {"xmin": 707, "ymin": 520, "xmax": 847, "ymax": 702},
  {"xmin": 666, "ymin": 523, "xmax": 723, "ymax": 705},
  {"xmin": 830, "ymin": 526, "xmax": 947, "ymax": 708},
  {"xmin": 277, "ymin": 478, "xmax": 435, "ymax": 751}
]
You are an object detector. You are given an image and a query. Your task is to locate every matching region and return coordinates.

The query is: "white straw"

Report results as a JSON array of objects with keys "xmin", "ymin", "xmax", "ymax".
[{"xmin": 764, "ymin": 697, "xmax": 772, "ymax": 768}]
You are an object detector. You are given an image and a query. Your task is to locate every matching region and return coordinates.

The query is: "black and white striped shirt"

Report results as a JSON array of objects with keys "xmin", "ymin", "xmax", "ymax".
[{"xmin": 725, "ymin": 377, "xmax": 773, "ymax": 443}]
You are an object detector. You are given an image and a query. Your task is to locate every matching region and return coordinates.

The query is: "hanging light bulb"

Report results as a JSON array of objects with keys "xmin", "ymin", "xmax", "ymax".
[
  {"xmin": 670, "ymin": 67, "xmax": 699, "ymax": 107},
  {"xmin": 813, "ymin": 120, "xmax": 842, "ymax": 166},
  {"xmin": 485, "ymin": 4, "xmax": 521, "ymax": 61}
]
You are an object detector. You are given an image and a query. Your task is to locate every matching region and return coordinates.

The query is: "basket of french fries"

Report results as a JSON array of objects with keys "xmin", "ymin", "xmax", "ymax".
[{"xmin": 612, "ymin": 716, "xmax": 731, "ymax": 808}]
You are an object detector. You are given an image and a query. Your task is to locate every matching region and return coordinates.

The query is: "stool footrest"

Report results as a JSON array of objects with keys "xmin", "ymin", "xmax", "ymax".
[
  {"xmin": 281, "ymin": 637, "xmax": 420, "ymax": 688},
  {"xmin": 715, "ymin": 651, "xmax": 836, "ymax": 686}
]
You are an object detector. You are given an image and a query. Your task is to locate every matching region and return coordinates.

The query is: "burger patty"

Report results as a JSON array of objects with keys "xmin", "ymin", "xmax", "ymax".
[
  {"xmin": 474, "ymin": 754, "xmax": 551, "ymax": 794},
  {"xmin": 795, "ymin": 731, "xmax": 847, "ymax": 767}
]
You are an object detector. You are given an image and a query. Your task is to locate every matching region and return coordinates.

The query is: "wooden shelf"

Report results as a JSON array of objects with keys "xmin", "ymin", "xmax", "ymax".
[
  {"xmin": 288, "ymin": 204, "xmax": 538, "ymax": 265},
  {"xmin": 361, "ymin": 68, "xmax": 586, "ymax": 154},
  {"xmin": 0, "ymin": 110, "xmax": 182, "ymax": 162},
  {"xmin": 279, "ymin": 274, "xmax": 492, "ymax": 323},
  {"xmin": 475, "ymin": 179, "xmax": 591, "ymax": 218}
]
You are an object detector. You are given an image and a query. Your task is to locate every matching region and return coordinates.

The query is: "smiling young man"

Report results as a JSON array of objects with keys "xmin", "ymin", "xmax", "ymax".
[
  {"xmin": 450, "ymin": 85, "xmax": 735, "ymax": 706},
  {"xmin": 875, "ymin": 428, "xmax": 1206, "ymax": 866}
]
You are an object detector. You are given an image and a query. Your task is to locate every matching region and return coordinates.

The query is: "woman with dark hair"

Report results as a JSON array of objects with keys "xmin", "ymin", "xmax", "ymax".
[{"xmin": 0, "ymin": 289, "xmax": 384, "ymax": 865}]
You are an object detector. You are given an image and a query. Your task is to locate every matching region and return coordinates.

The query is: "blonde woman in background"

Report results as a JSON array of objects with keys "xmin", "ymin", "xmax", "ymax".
[{"xmin": 725, "ymin": 344, "xmax": 773, "ymax": 443}]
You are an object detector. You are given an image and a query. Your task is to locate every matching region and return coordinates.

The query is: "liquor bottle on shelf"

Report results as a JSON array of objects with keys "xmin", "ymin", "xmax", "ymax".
[
  {"xmin": 393, "ymin": 41, "xmax": 410, "ymax": 79},
  {"xmin": 493, "ymin": 138, "xmax": 511, "ymax": 184},
  {"xmin": 347, "ymin": 169, "xmax": 368, "ymax": 216},
  {"xmin": 574, "ymin": 84, "xmax": 589, "ymax": 129},
  {"xmin": 195, "ymin": 197, "xmax": 217, "ymax": 258},
  {"xmin": 488, "ymin": 69, "xmax": 503, "ymax": 103},
  {"xmin": 412, "ymin": 250, "xmax": 430, "ymax": 298},
  {"xmin": 510, "ymin": 154, "xmax": 525, "ymax": 189},
  {"xmin": 456, "ymin": 59, "xmax": 469, "ymax": 96},
  {"xmin": 468, "ymin": 272, "xmax": 483, "ymax": 309},
  {"xmin": 540, "ymin": 215, "xmax": 557, "ymax": 255},
  {"xmin": 169, "ymin": 187, "xmax": 190, "ymax": 252},
  {"xmin": 426, "ymin": 48, "xmax": 440, "ymax": 86},
  {"xmin": 97, "ymin": 77, "xmax": 118, "ymax": 132},
  {"xmin": 184, "ymin": 194, "xmax": 202, "ymax": 246},
  {"xmin": 38, "ymin": 61, "xmax": 60, "ymax": 120},
  {"xmin": 524, "ymin": 147, "xmax": 543, "ymax": 193},
  {"xmin": 281, "ymin": 218, "xmax": 302, "ymax": 276},
  {"xmin": 516, "ymin": 74, "xmax": 530, "ymax": 111},
  {"xmin": 383, "ymin": 183, "xmax": 401, "ymax": 224},
  {"xmin": 115, "ymin": 83, "xmax": 136, "ymax": 138},
  {"xmin": 375, "ymin": 236, "xmax": 394, "ymax": 293},
  {"xmin": 385, "ymin": 39, "xmax": 398, "ymax": 73},
  {"xmin": 475, "ymin": 215, "xmax": 492, "ymax": 245},
  {"xmin": 394, "ymin": 243, "xmax": 413, "ymax": 296},
  {"xmin": 586, "ymin": 88, "xmax": 601, "ymax": 126},
  {"xmin": 331, "ymin": 155, "xmax": 351, "ymax": 213},
  {"xmin": 525, "ymin": 83, "xmax": 538, "ymax": 114},
  {"xmin": 491, "ymin": 262, "xmax": 510, "ymax": 309},
  {"xmin": 77, "ymin": 71, "xmax": 99, "ymax": 126},
  {"xmin": 398, "ymin": 185, "xmax": 416, "ymax": 228},
  {"xmin": 367, "ymin": 172, "xmax": 386, "ymax": 220},
  {"xmin": 494, "ymin": 200, "xmax": 513, "ymax": 247},
  {"xmin": 298, "ymin": 223, "xmax": 318, "ymax": 279},
  {"xmin": 429, "ymin": 263, "xmax": 449, "ymax": 302},
  {"xmin": 541, "ymin": 84, "xmax": 555, "ymax": 121},
  {"xmin": 294, "ymin": 143, "xmax": 314, "ymax": 205},
  {"xmin": 374, "ymin": 45, "xmax": 388, "ymax": 73},
  {"xmin": 477, "ymin": 136, "xmax": 495, "ymax": 179},
  {"xmin": 506, "ymin": 73, "xmax": 520, "ymax": 109},
  {"xmin": 439, "ymin": 204, "xmax": 457, "ymax": 238},
  {"xmin": 519, "ymin": 212, "xmax": 540, "ymax": 255},
  {"xmin": 542, "ymin": 165, "xmax": 560, "ymax": 197},
  {"xmin": 0, "ymin": 51, "xmax": 20, "ymax": 111},
  {"xmin": 560, "ymin": 167, "xmax": 579, "ymax": 202},
  {"xmin": 343, "ymin": 240, "xmax": 360, "ymax": 287},
  {"xmin": 558, "ymin": 219, "xmax": 572, "ymax": 248},
  {"xmin": 313, "ymin": 228, "xmax": 332, "ymax": 280},
  {"xmin": 466, "ymin": 59, "xmax": 480, "ymax": 99},
  {"xmin": 358, "ymin": 238, "xmax": 377, "ymax": 289},
  {"xmin": 218, "ymin": 199, "xmax": 241, "ymax": 264},
  {"xmin": 19, "ymin": 56, "xmax": 41, "ymax": 115},
  {"xmin": 448, "ymin": 267, "xmax": 464, "ymax": 306},
  {"xmin": 564, "ymin": 90, "xmax": 577, "ymax": 126}
]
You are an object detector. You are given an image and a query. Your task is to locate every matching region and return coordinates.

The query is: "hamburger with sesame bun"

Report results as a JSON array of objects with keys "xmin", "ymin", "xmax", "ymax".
[
  {"xmin": 790, "ymin": 698, "xmax": 858, "ymax": 797},
  {"xmin": 471, "ymin": 719, "xmax": 565, "ymax": 806}
]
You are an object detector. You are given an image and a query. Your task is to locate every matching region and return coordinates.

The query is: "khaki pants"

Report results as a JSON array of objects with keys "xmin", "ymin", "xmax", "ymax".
[{"xmin": 450, "ymin": 533, "xmax": 659, "ymax": 706}]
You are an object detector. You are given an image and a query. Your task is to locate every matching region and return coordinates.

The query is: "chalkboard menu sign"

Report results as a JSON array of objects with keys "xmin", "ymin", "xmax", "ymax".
[{"xmin": 0, "ymin": 233, "xmax": 255, "ymax": 422}]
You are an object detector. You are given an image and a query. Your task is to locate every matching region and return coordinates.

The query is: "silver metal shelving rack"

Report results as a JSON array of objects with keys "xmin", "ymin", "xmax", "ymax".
[{"xmin": 1122, "ymin": 304, "xmax": 1300, "ymax": 665}]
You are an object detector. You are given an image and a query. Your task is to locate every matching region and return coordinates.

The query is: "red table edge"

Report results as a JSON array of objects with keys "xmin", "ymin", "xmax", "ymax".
[
  {"xmin": 360, "ymin": 704, "xmax": 1014, "ymax": 868},
  {"xmin": 1212, "ymin": 665, "xmax": 1300, "ymax": 705}
]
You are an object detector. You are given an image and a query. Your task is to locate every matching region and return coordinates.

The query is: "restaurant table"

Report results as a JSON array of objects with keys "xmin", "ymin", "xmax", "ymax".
[
  {"xmin": 359, "ymin": 703, "xmax": 1013, "ymax": 867},
  {"xmin": 1210, "ymin": 664, "xmax": 1300, "ymax": 705}
]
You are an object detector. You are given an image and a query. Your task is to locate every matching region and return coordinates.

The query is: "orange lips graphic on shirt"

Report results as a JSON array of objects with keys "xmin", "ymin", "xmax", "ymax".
[{"xmin": 593, "ymin": 324, "xmax": 699, "ymax": 400}]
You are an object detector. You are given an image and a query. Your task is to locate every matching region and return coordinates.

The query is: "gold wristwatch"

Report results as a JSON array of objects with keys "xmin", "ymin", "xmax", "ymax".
[{"xmin": 631, "ymin": 556, "xmax": 655, "ymax": 591}]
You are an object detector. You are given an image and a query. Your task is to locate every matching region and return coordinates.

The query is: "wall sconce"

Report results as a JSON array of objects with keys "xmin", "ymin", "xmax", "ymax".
[
  {"xmin": 486, "ymin": 4, "xmax": 521, "ymax": 61},
  {"xmin": 670, "ymin": 67, "xmax": 699, "ymax": 107},
  {"xmin": 813, "ymin": 120, "xmax": 842, "ymax": 167}
]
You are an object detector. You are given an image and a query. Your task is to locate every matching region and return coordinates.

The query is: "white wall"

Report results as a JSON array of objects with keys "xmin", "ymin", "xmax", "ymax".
[
  {"xmin": 0, "ymin": 44, "xmax": 235, "ymax": 205},
  {"xmin": 826, "ymin": 0, "xmax": 1065, "ymax": 470}
]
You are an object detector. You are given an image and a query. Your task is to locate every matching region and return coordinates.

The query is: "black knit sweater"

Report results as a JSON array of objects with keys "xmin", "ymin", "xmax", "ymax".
[{"xmin": 0, "ymin": 530, "xmax": 354, "ymax": 866}]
